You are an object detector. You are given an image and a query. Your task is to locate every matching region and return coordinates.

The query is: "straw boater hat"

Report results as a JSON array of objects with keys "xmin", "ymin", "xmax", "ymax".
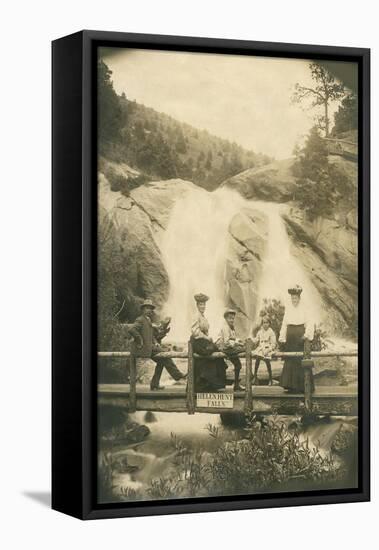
[
  {"xmin": 194, "ymin": 293, "xmax": 209, "ymax": 303},
  {"xmin": 224, "ymin": 308, "xmax": 237, "ymax": 318},
  {"xmin": 288, "ymin": 285, "xmax": 303, "ymax": 296},
  {"xmin": 141, "ymin": 299, "xmax": 155, "ymax": 309}
]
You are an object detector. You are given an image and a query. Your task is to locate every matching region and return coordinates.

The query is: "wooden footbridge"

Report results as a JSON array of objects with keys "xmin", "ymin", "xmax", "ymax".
[{"xmin": 98, "ymin": 341, "xmax": 358, "ymax": 417}]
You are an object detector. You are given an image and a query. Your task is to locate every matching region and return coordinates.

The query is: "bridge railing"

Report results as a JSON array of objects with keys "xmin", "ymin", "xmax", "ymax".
[{"xmin": 98, "ymin": 344, "xmax": 358, "ymax": 415}]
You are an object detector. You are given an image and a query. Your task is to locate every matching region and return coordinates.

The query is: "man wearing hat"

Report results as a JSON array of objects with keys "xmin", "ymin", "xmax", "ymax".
[
  {"xmin": 128, "ymin": 299, "xmax": 186, "ymax": 390},
  {"xmin": 216, "ymin": 309, "xmax": 245, "ymax": 391}
]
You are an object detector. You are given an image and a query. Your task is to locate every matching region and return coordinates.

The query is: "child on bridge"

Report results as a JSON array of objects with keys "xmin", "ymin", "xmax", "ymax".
[{"xmin": 252, "ymin": 316, "xmax": 277, "ymax": 386}]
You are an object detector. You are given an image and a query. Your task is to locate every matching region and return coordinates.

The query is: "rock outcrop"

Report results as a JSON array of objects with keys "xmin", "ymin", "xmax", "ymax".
[
  {"xmin": 223, "ymin": 158, "xmax": 296, "ymax": 202},
  {"xmin": 226, "ymin": 209, "xmax": 268, "ymax": 336},
  {"xmin": 98, "ymin": 167, "xmax": 197, "ymax": 321}
]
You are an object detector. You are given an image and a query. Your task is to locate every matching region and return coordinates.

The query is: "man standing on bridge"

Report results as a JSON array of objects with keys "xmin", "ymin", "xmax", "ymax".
[{"xmin": 128, "ymin": 299, "xmax": 187, "ymax": 390}]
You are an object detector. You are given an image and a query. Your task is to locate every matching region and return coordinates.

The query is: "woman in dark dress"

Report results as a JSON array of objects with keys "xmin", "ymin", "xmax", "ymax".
[
  {"xmin": 190, "ymin": 293, "xmax": 227, "ymax": 392},
  {"xmin": 279, "ymin": 285, "xmax": 315, "ymax": 393}
]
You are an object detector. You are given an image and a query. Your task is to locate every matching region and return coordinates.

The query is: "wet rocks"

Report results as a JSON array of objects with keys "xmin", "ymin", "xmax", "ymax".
[
  {"xmin": 144, "ymin": 411, "xmax": 158, "ymax": 423},
  {"xmin": 331, "ymin": 423, "xmax": 357, "ymax": 455},
  {"xmin": 112, "ymin": 455, "xmax": 140, "ymax": 474},
  {"xmin": 99, "ymin": 407, "xmax": 151, "ymax": 447}
]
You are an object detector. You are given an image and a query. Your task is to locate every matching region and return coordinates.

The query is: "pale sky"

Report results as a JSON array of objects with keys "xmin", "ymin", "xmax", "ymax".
[{"xmin": 101, "ymin": 47, "xmax": 342, "ymax": 159}]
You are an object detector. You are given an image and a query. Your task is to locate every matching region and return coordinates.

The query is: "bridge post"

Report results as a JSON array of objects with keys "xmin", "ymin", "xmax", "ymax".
[
  {"xmin": 302, "ymin": 338, "xmax": 314, "ymax": 413},
  {"xmin": 244, "ymin": 339, "xmax": 253, "ymax": 412},
  {"xmin": 129, "ymin": 352, "xmax": 137, "ymax": 413},
  {"xmin": 187, "ymin": 340, "xmax": 195, "ymax": 415}
]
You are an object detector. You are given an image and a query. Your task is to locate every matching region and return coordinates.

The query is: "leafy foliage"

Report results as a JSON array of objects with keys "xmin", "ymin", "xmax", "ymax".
[
  {"xmin": 98, "ymin": 451, "xmax": 115, "ymax": 502},
  {"xmin": 292, "ymin": 126, "xmax": 350, "ymax": 219},
  {"xmin": 255, "ymin": 297, "xmax": 327, "ymax": 349},
  {"xmin": 97, "ymin": 208, "xmax": 143, "ymax": 380},
  {"xmin": 255, "ymin": 298, "xmax": 285, "ymax": 339},
  {"xmin": 211, "ymin": 415, "xmax": 342, "ymax": 494},
  {"xmin": 311, "ymin": 325, "xmax": 328, "ymax": 351},
  {"xmin": 132, "ymin": 417, "xmax": 344, "ymax": 500}
]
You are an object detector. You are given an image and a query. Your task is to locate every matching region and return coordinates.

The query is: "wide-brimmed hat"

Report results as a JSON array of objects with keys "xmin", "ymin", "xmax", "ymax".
[
  {"xmin": 224, "ymin": 308, "xmax": 237, "ymax": 318},
  {"xmin": 141, "ymin": 299, "xmax": 155, "ymax": 309},
  {"xmin": 194, "ymin": 293, "xmax": 209, "ymax": 303},
  {"xmin": 288, "ymin": 285, "xmax": 303, "ymax": 296}
]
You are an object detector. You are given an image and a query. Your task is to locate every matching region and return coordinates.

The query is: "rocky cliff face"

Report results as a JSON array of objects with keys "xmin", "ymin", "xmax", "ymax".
[
  {"xmin": 98, "ymin": 166, "xmax": 197, "ymax": 322},
  {"xmin": 283, "ymin": 207, "xmax": 357, "ymax": 336}
]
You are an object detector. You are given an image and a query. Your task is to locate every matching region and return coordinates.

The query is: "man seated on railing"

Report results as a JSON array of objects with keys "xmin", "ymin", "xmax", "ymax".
[
  {"xmin": 216, "ymin": 309, "xmax": 245, "ymax": 391},
  {"xmin": 128, "ymin": 299, "xmax": 187, "ymax": 390}
]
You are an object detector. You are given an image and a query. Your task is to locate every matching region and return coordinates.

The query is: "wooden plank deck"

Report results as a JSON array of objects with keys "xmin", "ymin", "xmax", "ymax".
[{"xmin": 98, "ymin": 383, "xmax": 358, "ymax": 416}]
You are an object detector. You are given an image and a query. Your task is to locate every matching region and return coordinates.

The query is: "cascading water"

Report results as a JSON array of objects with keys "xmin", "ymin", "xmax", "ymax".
[
  {"xmin": 159, "ymin": 186, "xmax": 323, "ymax": 343},
  {"xmin": 254, "ymin": 201, "xmax": 323, "ymax": 323},
  {"xmin": 160, "ymin": 187, "xmax": 249, "ymax": 341}
]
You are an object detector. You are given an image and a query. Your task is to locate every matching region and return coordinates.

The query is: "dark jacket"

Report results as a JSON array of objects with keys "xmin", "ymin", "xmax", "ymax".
[{"xmin": 128, "ymin": 314, "xmax": 155, "ymax": 358}]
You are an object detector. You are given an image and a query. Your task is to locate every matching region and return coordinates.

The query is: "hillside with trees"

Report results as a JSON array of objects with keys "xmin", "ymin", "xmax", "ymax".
[{"xmin": 98, "ymin": 59, "xmax": 271, "ymax": 190}]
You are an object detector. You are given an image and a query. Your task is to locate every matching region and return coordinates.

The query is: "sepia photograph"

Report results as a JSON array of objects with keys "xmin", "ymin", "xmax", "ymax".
[{"xmin": 96, "ymin": 46, "xmax": 360, "ymax": 505}]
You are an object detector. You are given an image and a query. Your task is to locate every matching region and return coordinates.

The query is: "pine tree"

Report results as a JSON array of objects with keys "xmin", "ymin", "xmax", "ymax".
[
  {"xmin": 333, "ymin": 93, "xmax": 358, "ymax": 135},
  {"xmin": 292, "ymin": 62, "xmax": 345, "ymax": 137},
  {"xmin": 98, "ymin": 59, "xmax": 127, "ymax": 153},
  {"xmin": 292, "ymin": 127, "xmax": 349, "ymax": 219}
]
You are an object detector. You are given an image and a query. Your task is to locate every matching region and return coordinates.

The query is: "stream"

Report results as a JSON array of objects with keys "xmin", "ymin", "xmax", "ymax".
[{"xmin": 108, "ymin": 405, "xmax": 355, "ymax": 499}]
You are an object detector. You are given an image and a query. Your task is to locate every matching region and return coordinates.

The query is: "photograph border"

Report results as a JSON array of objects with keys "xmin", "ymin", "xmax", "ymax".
[{"xmin": 52, "ymin": 30, "xmax": 370, "ymax": 520}]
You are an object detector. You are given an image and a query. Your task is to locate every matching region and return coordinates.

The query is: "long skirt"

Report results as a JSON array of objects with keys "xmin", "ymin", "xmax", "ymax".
[
  {"xmin": 191, "ymin": 337, "xmax": 227, "ymax": 392},
  {"xmin": 280, "ymin": 324, "xmax": 314, "ymax": 393}
]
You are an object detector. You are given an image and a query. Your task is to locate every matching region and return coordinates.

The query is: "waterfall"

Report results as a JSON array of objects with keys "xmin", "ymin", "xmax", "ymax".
[
  {"xmin": 159, "ymin": 187, "xmax": 323, "ymax": 343},
  {"xmin": 253, "ymin": 201, "xmax": 323, "ymax": 323}
]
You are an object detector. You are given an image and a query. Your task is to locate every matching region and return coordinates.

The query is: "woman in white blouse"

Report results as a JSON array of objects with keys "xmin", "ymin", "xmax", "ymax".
[{"xmin": 279, "ymin": 285, "xmax": 315, "ymax": 393}]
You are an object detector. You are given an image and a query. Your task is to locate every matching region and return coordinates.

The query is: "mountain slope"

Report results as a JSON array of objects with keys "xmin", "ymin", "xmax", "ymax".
[{"xmin": 104, "ymin": 97, "xmax": 271, "ymax": 191}]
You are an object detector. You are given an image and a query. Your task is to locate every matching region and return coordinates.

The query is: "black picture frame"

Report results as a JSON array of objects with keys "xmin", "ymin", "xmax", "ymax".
[{"xmin": 52, "ymin": 30, "xmax": 370, "ymax": 520}]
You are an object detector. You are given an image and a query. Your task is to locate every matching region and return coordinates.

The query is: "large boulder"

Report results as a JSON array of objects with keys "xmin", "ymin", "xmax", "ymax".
[
  {"xmin": 225, "ymin": 208, "xmax": 268, "ymax": 336},
  {"xmin": 130, "ymin": 179, "xmax": 199, "ymax": 231},
  {"xmin": 223, "ymin": 158, "xmax": 296, "ymax": 202}
]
